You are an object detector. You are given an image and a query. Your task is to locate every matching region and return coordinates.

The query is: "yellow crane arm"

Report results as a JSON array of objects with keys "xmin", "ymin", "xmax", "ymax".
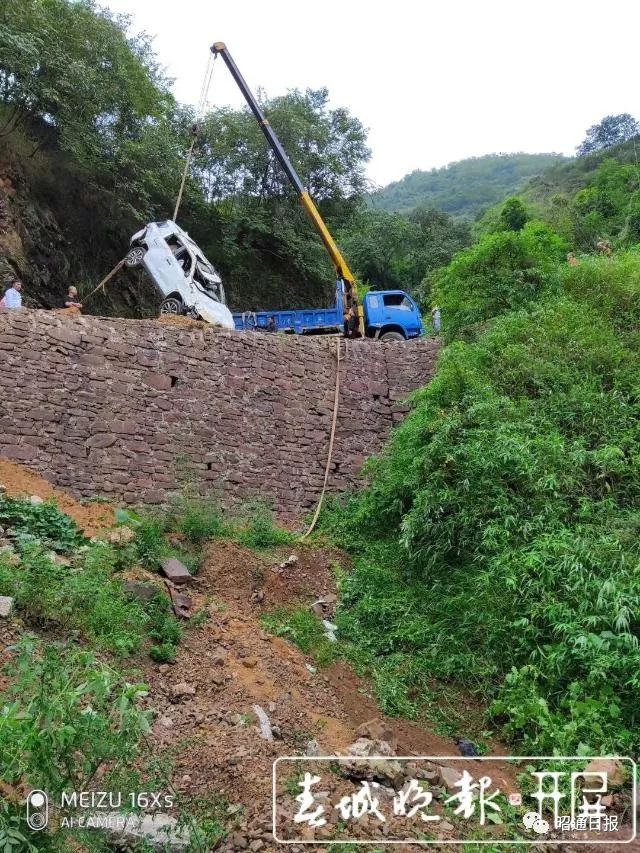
[{"xmin": 211, "ymin": 41, "xmax": 357, "ymax": 296}]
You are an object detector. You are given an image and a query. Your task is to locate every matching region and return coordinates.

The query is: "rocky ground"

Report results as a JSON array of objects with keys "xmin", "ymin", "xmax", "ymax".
[{"xmin": 0, "ymin": 462, "xmax": 636, "ymax": 851}]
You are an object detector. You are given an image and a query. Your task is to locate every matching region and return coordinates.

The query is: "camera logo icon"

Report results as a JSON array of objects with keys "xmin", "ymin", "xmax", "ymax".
[{"xmin": 26, "ymin": 790, "xmax": 48, "ymax": 831}]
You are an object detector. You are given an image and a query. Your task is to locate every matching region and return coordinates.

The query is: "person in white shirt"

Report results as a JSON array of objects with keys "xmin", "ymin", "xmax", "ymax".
[{"xmin": 0, "ymin": 280, "xmax": 23, "ymax": 310}]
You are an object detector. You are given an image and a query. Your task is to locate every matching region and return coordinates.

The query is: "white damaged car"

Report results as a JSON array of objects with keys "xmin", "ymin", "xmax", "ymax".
[{"xmin": 126, "ymin": 221, "xmax": 235, "ymax": 329}]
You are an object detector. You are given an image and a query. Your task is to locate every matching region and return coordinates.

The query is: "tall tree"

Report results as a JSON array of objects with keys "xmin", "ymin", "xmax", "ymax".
[{"xmin": 577, "ymin": 114, "xmax": 640, "ymax": 157}]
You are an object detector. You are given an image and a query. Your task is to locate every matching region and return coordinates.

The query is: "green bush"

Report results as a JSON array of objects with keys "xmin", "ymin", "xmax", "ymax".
[
  {"xmin": 0, "ymin": 497, "xmax": 85, "ymax": 553},
  {"xmin": 433, "ymin": 221, "xmax": 567, "ymax": 339},
  {"xmin": 174, "ymin": 498, "xmax": 229, "ymax": 544},
  {"xmin": 237, "ymin": 503, "xmax": 294, "ymax": 550},
  {"xmin": 0, "ymin": 635, "xmax": 149, "ymax": 795},
  {"xmin": 326, "ymin": 278, "xmax": 640, "ymax": 754}
]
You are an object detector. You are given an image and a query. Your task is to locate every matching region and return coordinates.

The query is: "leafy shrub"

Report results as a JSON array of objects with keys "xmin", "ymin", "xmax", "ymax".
[
  {"xmin": 173, "ymin": 497, "xmax": 229, "ymax": 544},
  {"xmin": 0, "ymin": 635, "xmax": 149, "ymax": 793},
  {"xmin": 237, "ymin": 503, "xmax": 294, "ymax": 549},
  {"xmin": 433, "ymin": 221, "xmax": 567, "ymax": 339},
  {"xmin": 0, "ymin": 496, "xmax": 85, "ymax": 553},
  {"xmin": 326, "ymin": 279, "xmax": 640, "ymax": 754}
]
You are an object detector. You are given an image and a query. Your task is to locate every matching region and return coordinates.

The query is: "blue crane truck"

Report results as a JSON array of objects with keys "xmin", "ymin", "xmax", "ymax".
[{"xmin": 233, "ymin": 282, "xmax": 424, "ymax": 340}]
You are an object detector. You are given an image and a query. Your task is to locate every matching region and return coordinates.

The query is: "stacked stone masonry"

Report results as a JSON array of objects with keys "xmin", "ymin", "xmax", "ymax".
[{"xmin": 0, "ymin": 311, "xmax": 440, "ymax": 517}]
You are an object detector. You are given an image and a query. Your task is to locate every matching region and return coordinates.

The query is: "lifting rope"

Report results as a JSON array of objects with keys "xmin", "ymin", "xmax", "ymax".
[
  {"xmin": 172, "ymin": 51, "xmax": 218, "ymax": 223},
  {"xmin": 81, "ymin": 258, "xmax": 125, "ymax": 304},
  {"xmin": 300, "ymin": 336, "xmax": 345, "ymax": 539}
]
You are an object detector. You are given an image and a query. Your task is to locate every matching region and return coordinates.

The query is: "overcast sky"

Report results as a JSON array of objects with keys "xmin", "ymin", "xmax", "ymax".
[{"xmin": 104, "ymin": 0, "xmax": 638, "ymax": 187}]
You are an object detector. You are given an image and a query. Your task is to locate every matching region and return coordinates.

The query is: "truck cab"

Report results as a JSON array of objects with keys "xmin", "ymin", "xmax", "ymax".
[{"xmin": 363, "ymin": 290, "xmax": 423, "ymax": 341}]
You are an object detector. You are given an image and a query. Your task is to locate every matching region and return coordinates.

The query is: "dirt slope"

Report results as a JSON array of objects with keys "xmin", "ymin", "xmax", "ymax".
[
  {"xmin": 0, "ymin": 458, "xmax": 114, "ymax": 535},
  {"xmin": 139, "ymin": 540, "xmax": 519, "ymax": 851}
]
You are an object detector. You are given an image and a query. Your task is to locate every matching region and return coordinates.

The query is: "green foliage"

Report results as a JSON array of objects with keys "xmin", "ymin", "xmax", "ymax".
[
  {"xmin": 339, "ymin": 206, "xmax": 470, "ymax": 294},
  {"xmin": 236, "ymin": 503, "xmax": 294, "ymax": 550},
  {"xmin": 0, "ymin": 540, "xmax": 181, "ymax": 658},
  {"xmin": 261, "ymin": 607, "xmax": 338, "ymax": 667},
  {"xmin": 173, "ymin": 498, "xmax": 229, "ymax": 544},
  {"xmin": 0, "ymin": 0, "xmax": 170, "ymax": 170},
  {"xmin": 372, "ymin": 154, "xmax": 567, "ymax": 218},
  {"xmin": 0, "ymin": 497, "xmax": 85, "ymax": 553},
  {"xmin": 577, "ymin": 113, "xmax": 640, "ymax": 157},
  {"xmin": 433, "ymin": 221, "xmax": 567, "ymax": 338},
  {"xmin": 0, "ymin": 636, "xmax": 149, "ymax": 794},
  {"xmin": 499, "ymin": 197, "xmax": 529, "ymax": 232},
  {"xmin": 325, "ymin": 251, "xmax": 640, "ymax": 754}
]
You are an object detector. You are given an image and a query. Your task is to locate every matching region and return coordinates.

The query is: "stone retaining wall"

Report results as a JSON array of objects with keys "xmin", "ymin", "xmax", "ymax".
[{"xmin": 0, "ymin": 311, "xmax": 440, "ymax": 516}]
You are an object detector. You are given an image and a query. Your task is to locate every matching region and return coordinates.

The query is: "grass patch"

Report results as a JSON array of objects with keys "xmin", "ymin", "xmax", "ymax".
[
  {"xmin": 0, "ymin": 538, "xmax": 181, "ymax": 659},
  {"xmin": 261, "ymin": 606, "xmax": 339, "ymax": 667}
]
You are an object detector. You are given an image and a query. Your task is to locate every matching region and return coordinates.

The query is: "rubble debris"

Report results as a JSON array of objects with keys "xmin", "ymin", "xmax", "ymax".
[
  {"xmin": 169, "ymin": 587, "xmax": 192, "ymax": 619},
  {"xmin": 29, "ymin": 495, "xmax": 43, "ymax": 505},
  {"xmin": 322, "ymin": 619, "xmax": 338, "ymax": 642},
  {"xmin": 124, "ymin": 581, "xmax": 160, "ymax": 603},
  {"xmin": 439, "ymin": 765, "xmax": 464, "ymax": 791},
  {"xmin": 171, "ymin": 682, "xmax": 196, "ymax": 701},
  {"xmin": 106, "ymin": 526, "xmax": 136, "ymax": 544},
  {"xmin": 305, "ymin": 739, "xmax": 322, "ymax": 756},
  {"xmin": 92, "ymin": 812, "xmax": 190, "ymax": 850},
  {"xmin": 584, "ymin": 758, "xmax": 626, "ymax": 787},
  {"xmin": 278, "ymin": 554, "xmax": 298, "ymax": 570},
  {"xmin": 252, "ymin": 704, "xmax": 274, "ymax": 741},
  {"xmin": 355, "ymin": 718, "xmax": 396, "ymax": 749}
]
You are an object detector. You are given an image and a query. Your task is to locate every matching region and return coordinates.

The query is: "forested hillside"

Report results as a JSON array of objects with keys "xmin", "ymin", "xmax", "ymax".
[
  {"xmin": 372, "ymin": 153, "xmax": 567, "ymax": 218},
  {"xmin": 0, "ymin": 0, "xmax": 370, "ymax": 313},
  {"xmin": 326, "ymin": 117, "xmax": 640, "ymax": 756}
]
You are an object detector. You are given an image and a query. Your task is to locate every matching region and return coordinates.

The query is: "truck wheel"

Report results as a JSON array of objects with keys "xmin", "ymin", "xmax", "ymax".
[
  {"xmin": 159, "ymin": 296, "xmax": 183, "ymax": 316},
  {"xmin": 380, "ymin": 331, "xmax": 405, "ymax": 342},
  {"xmin": 124, "ymin": 246, "xmax": 146, "ymax": 268}
]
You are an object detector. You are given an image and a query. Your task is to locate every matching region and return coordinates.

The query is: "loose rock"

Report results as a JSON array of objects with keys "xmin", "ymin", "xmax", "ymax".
[
  {"xmin": 160, "ymin": 558, "xmax": 193, "ymax": 585},
  {"xmin": 0, "ymin": 597, "xmax": 14, "ymax": 618},
  {"xmin": 171, "ymin": 682, "xmax": 196, "ymax": 700},
  {"xmin": 584, "ymin": 758, "xmax": 626, "ymax": 787},
  {"xmin": 439, "ymin": 765, "xmax": 463, "ymax": 792}
]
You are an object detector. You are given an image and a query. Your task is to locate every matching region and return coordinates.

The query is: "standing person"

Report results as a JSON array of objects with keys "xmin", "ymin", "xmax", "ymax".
[
  {"xmin": 345, "ymin": 299, "xmax": 361, "ymax": 339},
  {"xmin": 266, "ymin": 316, "xmax": 277, "ymax": 333},
  {"xmin": 431, "ymin": 305, "xmax": 441, "ymax": 334},
  {"xmin": 0, "ymin": 280, "xmax": 23, "ymax": 310},
  {"xmin": 65, "ymin": 286, "xmax": 83, "ymax": 309}
]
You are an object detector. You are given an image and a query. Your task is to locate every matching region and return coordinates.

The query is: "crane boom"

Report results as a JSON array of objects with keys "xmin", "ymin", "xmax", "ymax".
[{"xmin": 211, "ymin": 41, "xmax": 357, "ymax": 296}]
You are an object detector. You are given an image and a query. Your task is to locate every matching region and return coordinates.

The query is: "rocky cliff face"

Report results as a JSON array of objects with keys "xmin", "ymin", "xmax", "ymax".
[{"xmin": 0, "ymin": 138, "xmax": 158, "ymax": 317}]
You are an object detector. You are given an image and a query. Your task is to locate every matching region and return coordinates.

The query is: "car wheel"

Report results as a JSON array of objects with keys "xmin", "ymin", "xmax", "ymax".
[
  {"xmin": 124, "ymin": 246, "xmax": 146, "ymax": 268},
  {"xmin": 380, "ymin": 331, "xmax": 405, "ymax": 342},
  {"xmin": 159, "ymin": 297, "xmax": 184, "ymax": 316}
]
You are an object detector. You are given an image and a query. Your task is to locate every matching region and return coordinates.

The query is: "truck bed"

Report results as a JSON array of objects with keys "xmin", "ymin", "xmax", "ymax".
[{"xmin": 233, "ymin": 307, "xmax": 342, "ymax": 335}]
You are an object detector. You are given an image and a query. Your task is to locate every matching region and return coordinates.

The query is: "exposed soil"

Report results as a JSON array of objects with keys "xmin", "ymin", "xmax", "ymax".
[
  {"xmin": 135, "ymin": 540, "xmax": 523, "ymax": 851},
  {"xmin": 0, "ymin": 468, "xmax": 633, "ymax": 850},
  {"xmin": 0, "ymin": 459, "xmax": 114, "ymax": 536}
]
